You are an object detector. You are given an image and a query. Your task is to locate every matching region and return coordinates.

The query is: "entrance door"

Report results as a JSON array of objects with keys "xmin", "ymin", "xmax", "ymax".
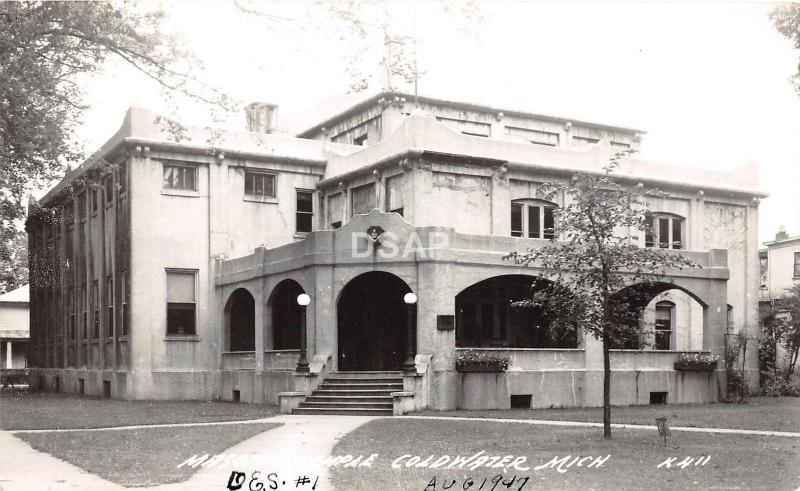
[{"xmin": 337, "ymin": 272, "xmax": 414, "ymax": 371}]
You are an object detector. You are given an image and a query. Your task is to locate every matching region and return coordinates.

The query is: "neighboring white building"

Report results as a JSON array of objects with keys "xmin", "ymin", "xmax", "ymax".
[{"xmin": 0, "ymin": 285, "xmax": 30, "ymax": 369}]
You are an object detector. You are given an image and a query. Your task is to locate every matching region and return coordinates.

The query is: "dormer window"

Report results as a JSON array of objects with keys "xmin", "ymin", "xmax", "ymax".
[
  {"xmin": 511, "ymin": 199, "xmax": 557, "ymax": 239},
  {"xmin": 645, "ymin": 213, "xmax": 684, "ymax": 250}
]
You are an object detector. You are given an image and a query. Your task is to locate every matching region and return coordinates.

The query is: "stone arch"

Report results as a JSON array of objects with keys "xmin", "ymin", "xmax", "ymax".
[{"xmin": 267, "ymin": 279, "xmax": 306, "ymax": 350}]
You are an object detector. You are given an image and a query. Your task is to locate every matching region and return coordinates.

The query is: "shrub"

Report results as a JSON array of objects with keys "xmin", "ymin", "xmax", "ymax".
[
  {"xmin": 760, "ymin": 373, "xmax": 800, "ymax": 397},
  {"xmin": 455, "ymin": 350, "xmax": 510, "ymax": 372}
]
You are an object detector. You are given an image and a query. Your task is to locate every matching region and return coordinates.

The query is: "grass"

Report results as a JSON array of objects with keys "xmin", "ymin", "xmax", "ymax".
[
  {"xmin": 16, "ymin": 422, "xmax": 281, "ymax": 487},
  {"xmin": 0, "ymin": 388, "xmax": 278, "ymax": 430},
  {"xmin": 330, "ymin": 418, "xmax": 800, "ymax": 491},
  {"xmin": 415, "ymin": 396, "xmax": 800, "ymax": 433}
]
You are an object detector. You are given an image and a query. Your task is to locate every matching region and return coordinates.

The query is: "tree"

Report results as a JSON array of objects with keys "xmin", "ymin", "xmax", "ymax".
[
  {"xmin": 771, "ymin": 283, "xmax": 800, "ymax": 381},
  {"xmin": 0, "ymin": 1, "xmax": 235, "ymax": 277},
  {"xmin": 0, "ymin": 230, "xmax": 27, "ymax": 293},
  {"xmin": 507, "ymin": 157, "xmax": 700, "ymax": 438},
  {"xmin": 771, "ymin": 3, "xmax": 800, "ymax": 96}
]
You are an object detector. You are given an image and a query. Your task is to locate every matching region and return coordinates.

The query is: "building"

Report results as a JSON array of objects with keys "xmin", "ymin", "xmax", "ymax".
[
  {"xmin": 26, "ymin": 92, "xmax": 765, "ymax": 411},
  {"xmin": 0, "ymin": 285, "xmax": 30, "ymax": 370},
  {"xmin": 759, "ymin": 226, "xmax": 800, "ymax": 375}
]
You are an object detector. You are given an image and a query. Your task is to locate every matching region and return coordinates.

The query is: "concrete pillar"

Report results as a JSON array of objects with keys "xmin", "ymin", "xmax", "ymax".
[
  {"xmin": 490, "ymin": 169, "xmax": 510, "ymax": 235},
  {"xmin": 6, "ymin": 341, "xmax": 11, "ymax": 369}
]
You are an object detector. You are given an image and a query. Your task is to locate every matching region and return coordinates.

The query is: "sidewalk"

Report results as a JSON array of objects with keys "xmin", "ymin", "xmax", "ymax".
[{"xmin": 0, "ymin": 415, "xmax": 375, "ymax": 491}]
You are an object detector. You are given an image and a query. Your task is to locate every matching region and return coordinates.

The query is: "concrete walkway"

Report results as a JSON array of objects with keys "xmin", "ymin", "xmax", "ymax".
[{"xmin": 0, "ymin": 415, "xmax": 375, "ymax": 491}]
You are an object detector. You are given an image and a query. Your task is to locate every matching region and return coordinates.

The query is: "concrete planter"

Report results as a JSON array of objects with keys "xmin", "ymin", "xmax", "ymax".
[{"xmin": 456, "ymin": 366, "xmax": 507, "ymax": 373}]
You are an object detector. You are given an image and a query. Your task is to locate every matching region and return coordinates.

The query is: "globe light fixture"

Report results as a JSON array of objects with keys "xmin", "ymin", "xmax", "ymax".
[
  {"xmin": 403, "ymin": 292, "xmax": 417, "ymax": 305},
  {"xmin": 297, "ymin": 293, "xmax": 311, "ymax": 306}
]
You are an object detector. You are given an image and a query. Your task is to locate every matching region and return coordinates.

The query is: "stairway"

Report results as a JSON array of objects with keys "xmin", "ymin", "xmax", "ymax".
[{"xmin": 292, "ymin": 371, "xmax": 403, "ymax": 416}]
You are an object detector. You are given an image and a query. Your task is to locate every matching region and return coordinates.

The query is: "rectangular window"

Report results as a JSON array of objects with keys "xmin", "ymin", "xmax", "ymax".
[
  {"xmin": 166, "ymin": 270, "xmax": 196, "ymax": 335},
  {"xmin": 104, "ymin": 175, "xmax": 113, "ymax": 203},
  {"xmin": 671, "ymin": 218, "xmax": 682, "ymax": 249},
  {"xmin": 510, "ymin": 203, "xmax": 523, "ymax": 237},
  {"xmin": 106, "ymin": 276, "xmax": 114, "ymax": 337},
  {"xmin": 92, "ymin": 280, "xmax": 99, "ymax": 338},
  {"xmin": 91, "ymin": 189, "xmax": 98, "ymax": 213},
  {"xmin": 610, "ymin": 141, "xmax": 631, "ymax": 151},
  {"xmin": 121, "ymin": 271, "xmax": 129, "ymax": 336},
  {"xmin": 658, "ymin": 218, "xmax": 670, "ymax": 249},
  {"xmin": 162, "ymin": 163, "xmax": 197, "ymax": 191},
  {"xmin": 572, "ymin": 135, "xmax": 600, "ymax": 146},
  {"xmin": 654, "ymin": 304, "xmax": 672, "ymax": 350},
  {"xmin": 505, "ymin": 126, "xmax": 559, "ymax": 146},
  {"xmin": 795, "ymin": 252, "xmax": 800, "ymax": 278},
  {"xmin": 543, "ymin": 207, "xmax": 555, "ymax": 239},
  {"xmin": 118, "ymin": 163, "xmax": 128, "ymax": 194},
  {"xmin": 328, "ymin": 193, "xmax": 344, "ymax": 229},
  {"xmin": 244, "ymin": 171, "xmax": 276, "ymax": 197},
  {"xmin": 350, "ymin": 183, "xmax": 375, "ymax": 217},
  {"xmin": 354, "ymin": 133, "xmax": 368, "ymax": 146},
  {"xmin": 436, "ymin": 117, "xmax": 491, "ymax": 137},
  {"xmin": 81, "ymin": 284, "xmax": 87, "ymax": 339},
  {"xmin": 64, "ymin": 202, "xmax": 74, "ymax": 224},
  {"xmin": 296, "ymin": 191, "xmax": 313, "ymax": 233},
  {"xmin": 385, "ymin": 175, "xmax": 404, "ymax": 216},
  {"xmin": 528, "ymin": 205, "xmax": 541, "ymax": 239}
]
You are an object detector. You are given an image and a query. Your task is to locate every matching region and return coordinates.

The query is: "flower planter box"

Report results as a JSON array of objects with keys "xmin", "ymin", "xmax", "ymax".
[
  {"xmin": 674, "ymin": 361, "xmax": 717, "ymax": 372},
  {"xmin": 456, "ymin": 365, "xmax": 507, "ymax": 373}
]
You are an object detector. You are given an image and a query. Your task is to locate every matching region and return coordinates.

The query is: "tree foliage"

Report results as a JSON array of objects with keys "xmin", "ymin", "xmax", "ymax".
[
  {"xmin": 763, "ymin": 283, "xmax": 800, "ymax": 382},
  {"xmin": 0, "ymin": 1, "xmax": 234, "ymax": 282},
  {"xmin": 507, "ymin": 158, "xmax": 700, "ymax": 437},
  {"xmin": 771, "ymin": 3, "xmax": 800, "ymax": 96}
]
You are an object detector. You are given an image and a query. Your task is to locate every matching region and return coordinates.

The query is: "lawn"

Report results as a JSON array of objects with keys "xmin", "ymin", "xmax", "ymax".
[
  {"xmin": 0, "ymin": 388, "xmax": 278, "ymax": 430},
  {"xmin": 329, "ymin": 418, "xmax": 800, "ymax": 491},
  {"xmin": 416, "ymin": 396, "xmax": 800, "ymax": 433},
  {"xmin": 16, "ymin": 422, "xmax": 281, "ymax": 487}
]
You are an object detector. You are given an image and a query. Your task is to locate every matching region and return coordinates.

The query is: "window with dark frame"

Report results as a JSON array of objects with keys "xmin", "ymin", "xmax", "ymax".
[
  {"xmin": 121, "ymin": 271, "xmax": 129, "ymax": 336},
  {"xmin": 510, "ymin": 200, "xmax": 557, "ymax": 239},
  {"xmin": 244, "ymin": 171, "xmax": 276, "ymax": 197},
  {"xmin": 81, "ymin": 283, "xmax": 87, "ymax": 339},
  {"xmin": 795, "ymin": 252, "xmax": 800, "ymax": 278},
  {"xmin": 296, "ymin": 191, "xmax": 313, "ymax": 233},
  {"xmin": 106, "ymin": 276, "xmax": 114, "ymax": 337},
  {"xmin": 104, "ymin": 175, "xmax": 113, "ymax": 203},
  {"xmin": 78, "ymin": 193, "xmax": 86, "ymax": 220},
  {"xmin": 353, "ymin": 133, "xmax": 368, "ymax": 146},
  {"xmin": 162, "ymin": 162, "xmax": 197, "ymax": 191},
  {"xmin": 93, "ymin": 280, "xmax": 99, "ymax": 338},
  {"xmin": 69, "ymin": 289, "xmax": 76, "ymax": 340},
  {"xmin": 91, "ymin": 189, "xmax": 98, "ymax": 213},
  {"xmin": 385, "ymin": 175, "xmax": 404, "ymax": 216},
  {"xmin": 166, "ymin": 270, "xmax": 196, "ymax": 335},
  {"xmin": 118, "ymin": 163, "xmax": 128, "ymax": 194},
  {"xmin": 645, "ymin": 213, "xmax": 684, "ymax": 250},
  {"xmin": 654, "ymin": 301, "xmax": 674, "ymax": 350}
]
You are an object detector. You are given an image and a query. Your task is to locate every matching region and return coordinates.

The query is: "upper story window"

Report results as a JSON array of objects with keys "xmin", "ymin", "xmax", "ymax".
[
  {"xmin": 104, "ymin": 175, "xmax": 113, "ymax": 203},
  {"xmin": 353, "ymin": 133, "xmax": 368, "ymax": 146},
  {"xmin": 794, "ymin": 251, "xmax": 800, "ymax": 278},
  {"xmin": 572, "ymin": 135, "xmax": 599, "ymax": 146},
  {"xmin": 328, "ymin": 193, "xmax": 344, "ymax": 229},
  {"xmin": 385, "ymin": 175, "xmax": 404, "ymax": 216},
  {"xmin": 654, "ymin": 301, "xmax": 674, "ymax": 350},
  {"xmin": 505, "ymin": 126, "xmax": 559, "ymax": 147},
  {"xmin": 351, "ymin": 183, "xmax": 375, "ymax": 217},
  {"xmin": 646, "ymin": 213, "xmax": 684, "ymax": 250},
  {"xmin": 166, "ymin": 269, "xmax": 196, "ymax": 336},
  {"xmin": 162, "ymin": 162, "xmax": 197, "ymax": 191},
  {"xmin": 511, "ymin": 199, "xmax": 556, "ymax": 239},
  {"xmin": 244, "ymin": 171, "xmax": 276, "ymax": 197},
  {"xmin": 296, "ymin": 190, "xmax": 313, "ymax": 233},
  {"xmin": 436, "ymin": 117, "xmax": 491, "ymax": 137}
]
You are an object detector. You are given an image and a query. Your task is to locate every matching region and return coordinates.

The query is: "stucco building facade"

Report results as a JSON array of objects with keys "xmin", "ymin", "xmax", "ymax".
[{"xmin": 27, "ymin": 92, "xmax": 765, "ymax": 412}]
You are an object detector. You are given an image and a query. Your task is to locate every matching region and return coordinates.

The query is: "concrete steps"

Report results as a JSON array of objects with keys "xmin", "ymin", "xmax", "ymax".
[{"xmin": 292, "ymin": 371, "xmax": 403, "ymax": 416}]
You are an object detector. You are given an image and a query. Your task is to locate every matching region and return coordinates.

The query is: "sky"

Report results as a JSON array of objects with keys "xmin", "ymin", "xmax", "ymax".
[{"xmin": 70, "ymin": 0, "xmax": 800, "ymax": 246}]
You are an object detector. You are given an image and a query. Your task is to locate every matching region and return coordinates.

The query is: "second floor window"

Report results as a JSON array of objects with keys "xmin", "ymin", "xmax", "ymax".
[
  {"xmin": 646, "ymin": 213, "xmax": 684, "ymax": 249},
  {"xmin": 795, "ymin": 251, "xmax": 800, "ymax": 278},
  {"xmin": 296, "ymin": 191, "xmax": 313, "ymax": 233},
  {"xmin": 511, "ymin": 199, "xmax": 556, "ymax": 239},
  {"xmin": 244, "ymin": 171, "xmax": 276, "ymax": 197},
  {"xmin": 163, "ymin": 163, "xmax": 197, "ymax": 191}
]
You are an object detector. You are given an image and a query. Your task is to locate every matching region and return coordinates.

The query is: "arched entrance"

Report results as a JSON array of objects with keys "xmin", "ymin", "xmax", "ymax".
[
  {"xmin": 337, "ymin": 271, "xmax": 414, "ymax": 371},
  {"xmin": 268, "ymin": 279, "xmax": 305, "ymax": 350},
  {"xmin": 455, "ymin": 275, "xmax": 577, "ymax": 348},
  {"xmin": 225, "ymin": 288, "xmax": 255, "ymax": 352}
]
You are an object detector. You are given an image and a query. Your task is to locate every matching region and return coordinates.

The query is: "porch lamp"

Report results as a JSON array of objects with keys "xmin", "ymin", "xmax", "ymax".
[
  {"xmin": 403, "ymin": 292, "xmax": 418, "ymax": 375},
  {"xmin": 295, "ymin": 293, "xmax": 311, "ymax": 373}
]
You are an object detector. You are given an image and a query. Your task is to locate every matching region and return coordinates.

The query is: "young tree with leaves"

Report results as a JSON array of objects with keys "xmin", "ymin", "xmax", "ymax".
[
  {"xmin": 771, "ymin": 3, "xmax": 800, "ymax": 97},
  {"xmin": 0, "ymin": 1, "xmax": 235, "ymax": 280},
  {"xmin": 769, "ymin": 283, "xmax": 800, "ymax": 381},
  {"xmin": 507, "ymin": 157, "xmax": 700, "ymax": 438}
]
